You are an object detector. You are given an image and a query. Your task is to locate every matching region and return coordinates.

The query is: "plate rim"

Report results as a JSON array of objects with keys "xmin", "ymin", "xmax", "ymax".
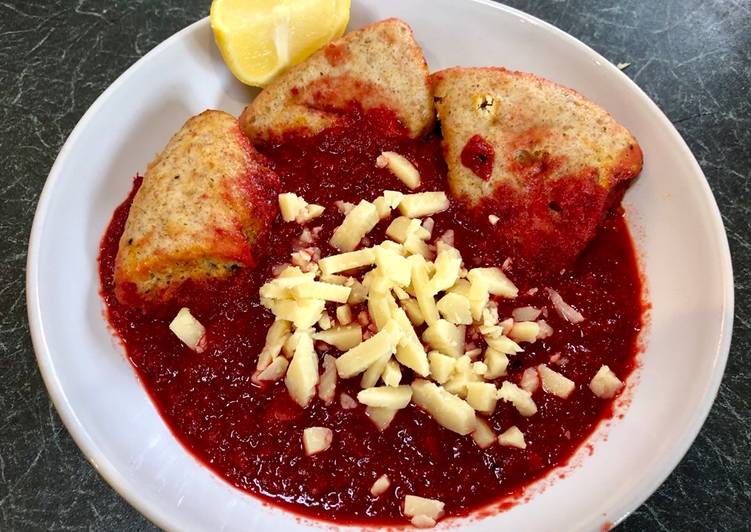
[{"xmin": 26, "ymin": 2, "xmax": 735, "ymax": 530}]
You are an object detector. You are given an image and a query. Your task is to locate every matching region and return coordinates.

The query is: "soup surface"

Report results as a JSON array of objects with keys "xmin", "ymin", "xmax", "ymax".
[{"xmin": 99, "ymin": 110, "xmax": 642, "ymax": 524}]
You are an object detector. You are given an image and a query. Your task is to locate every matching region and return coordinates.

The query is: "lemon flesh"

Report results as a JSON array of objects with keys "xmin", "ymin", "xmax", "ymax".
[{"xmin": 210, "ymin": 0, "xmax": 351, "ymax": 87}]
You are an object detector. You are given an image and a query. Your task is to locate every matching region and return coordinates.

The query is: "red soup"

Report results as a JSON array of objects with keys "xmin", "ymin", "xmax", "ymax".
[{"xmin": 99, "ymin": 111, "xmax": 643, "ymax": 525}]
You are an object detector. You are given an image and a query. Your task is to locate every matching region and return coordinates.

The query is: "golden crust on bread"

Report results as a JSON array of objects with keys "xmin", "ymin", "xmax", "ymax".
[
  {"xmin": 432, "ymin": 67, "xmax": 643, "ymax": 269},
  {"xmin": 114, "ymin": 110, "xmax": 279, "ymax": 305},
  {"xmin": 240, "ymin": 18, "xmax": 434, "ymax": 143}
]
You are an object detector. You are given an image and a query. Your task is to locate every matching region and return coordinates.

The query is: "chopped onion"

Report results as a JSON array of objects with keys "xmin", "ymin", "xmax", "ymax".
[
  {"xmin": 438, "ymin": 229, "xmax": 454, "ymax": 247},
  {"xmin": 537, "ymin": 319, "xmax": 554, "ymax": 339},
  {"xmin": 340, "ymin": 393, "xmax": 358, "ymax": 410},
  {"xmin": 546, "ymin": 288, "xmax": 585, "ymax": 323},
  {"xmin": 512, "ymin": 306, "xmax": 541, "ymax": 322},
  {"xmin": 335, "ymin": 200, "xmax": 355, "ymax": 215},
  {"xmin": 519, "ymin": 367, "xmax": 540, "ymax": 393}
]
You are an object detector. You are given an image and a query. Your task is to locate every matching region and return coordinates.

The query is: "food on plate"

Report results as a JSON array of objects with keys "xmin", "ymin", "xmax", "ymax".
[
  {"xmin": 99, "ymin": 17, "xmax": 644, "ymax": 530},
  {"xmin": 210, "ymin": 0, "xmax": 351, "ymax": 86},
  {"xmin": 432, "ymin": 67, "xmax": 643, "ymax": 271},
  {"xmin": 113, "ymin": 110, "xmax": 279, "ymax": 305},
  {"xmin": 239, "ymin": 18, "xmax": 434, "ymax": 144}
]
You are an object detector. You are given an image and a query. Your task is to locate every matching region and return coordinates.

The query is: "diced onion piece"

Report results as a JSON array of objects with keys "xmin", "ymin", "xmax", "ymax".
[
  {"xmin": 538, "ymin": 364, "xmax": 576, "ymax": 398},
  {"xmin": 465, "ymin": 382, "xmax": 498, "ymax": 413},
  {"xmin": 403, "ymin": 495, "xmax": 445, "ymax": 520},
  {"xmin": 169, "ymin": 308, "xmax": 206, "ymax": 352},
  {"xmin": 497, "ymin": 381, "xmax": 538, "ymax": 417},
  {"xmin": 374, "ymin": 190, "xmax": 405, "ymax": 218},
  {"xmin": 285, "ymin": 331, "xmax": 319, "ymax": 407},
  {"xmin": 330, "ymin": 199, "xmax": 379, "ymax": 252},
  {"xmin": 335, "ymin": 321, "xmax": 401, "ymax": 378},
  {"xmin": 411, "ymin": 379, "xmax": 477, "ymax": 435},
  {"xmin": 313, "ymin": 324, "xmax": 363, "ymax": 351},
  {"xmin": 537, "ymin": 319, "xmax": 554, "ymax": 339},
  {"xmin": 382, "ymin": 358, "xmax": 402, "ymax": 386},
  {"xmin": 376, "ymin": 151, "xmax": 421, "ymax": 189},
  {"xmin": 370, "ymin": 474, "xmax": 391, "ymax": 496},
  {"xmin": 256, "ymin": 356, "xmax": 288, "ymax": 382},
  {"xmin": 336, "ymin": 200, "xmax": 355, "ymax": 215},
  {"xmin": 270, "ymin": 299, "xmax": 325, "ymax": 329},
  {"xmin": 398, "ymin": 192, "xmax": 450, "ymax": 218},
  {"xmin": 318, "ymin": 248, "xmax": 375, "ymax": 275},
  {"xmin": 318, "ymin": 354, "xmax": 338, "ymax": 404},
  {"xmin": 498, "ymin": 426, "xmax": 526, "ymax": 449},
  {"xmin": 483, "ymin": 348, "xmax": 509, "ymax": 379},
  {"xmin": 366, "ymin": 406, "xmax": 398, "ymax": 431},
  {"xmin": 428, "ymin": 242, "xmax": 462, "ymax": 294},
  {"xmin": 436, "ymin": 292, "xmax": 473, "ymax": 325},
  {"xmin": 357, "ymin": 385, "xmax": 412, "ymax": 409},
  {"xmin": 340, "ymin": 392, "xmax": 358, "ymax": 409},
  {"xmin": 409, "ymin": 254, "xmax": 440, "ymax": 326},
  {"xmin": 508, "ymin": 321, "xmax": 540, "ymax": 343},
  {"xmin": 512, "ymin": 306, "xmax": 541, "ymax": 322},
  {"xmin": 428, "ymin": 351, "xmax": 456, "ymax": 384},
  {"xmin": 471, "ymin": 418, "xmax": 497, "ymax": 449},
  {"xmin": 302, "ymin": 427, "xmax": 333, "ymax": 456},
  {"xmin": 256, "ymin": 319, "xmax": 291, "ymax": 371},
  {"xmin": 467, "ymin": 267, "xmax": 518, "ymax": 298},
  {"xmin": 546, "ymin": 287, "xmax": 585, "ymax": 323},
  {"xmin": 402, "ymin": 298, "xmax": 425, "ymax": 326},
  {"xmin": 519, "ymin": 366, "xmax": 540, "ymax": 393},
  {"xmin": 422, "ymin": 217, "xmax": 435, "ymax": 238},
  {"xmin": 589, "ymin": 365, "xmax": 624, "ymax": 398},
  {"xmin": 291, "ymin": 281, "xmax": 351, "ymax": 303}
]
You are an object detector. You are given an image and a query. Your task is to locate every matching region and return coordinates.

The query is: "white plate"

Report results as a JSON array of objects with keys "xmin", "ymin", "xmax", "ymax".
[{"xmin": 27, "ymin": 1, "xmax": 733, "ymax": 530}]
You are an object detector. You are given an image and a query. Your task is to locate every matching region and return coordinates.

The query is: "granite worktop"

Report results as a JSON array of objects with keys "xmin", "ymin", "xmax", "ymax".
[{"xmin": 1, "ymin": 0, "xmax": 748, "ymax": 530}]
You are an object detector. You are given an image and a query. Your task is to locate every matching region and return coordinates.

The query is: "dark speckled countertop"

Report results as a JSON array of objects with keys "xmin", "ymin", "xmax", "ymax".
[{"xmin": 1, "ymin": 1, "xmax": 748, "ymax": 530}]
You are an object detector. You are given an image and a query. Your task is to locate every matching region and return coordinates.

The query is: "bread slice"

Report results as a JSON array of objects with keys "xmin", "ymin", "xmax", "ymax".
[
  {"xmin": 115, "ymin": 110, "xmax": 279, "ymax": 305},
  {"xmin": 432, "ymin": 67, "xmax": 643, "ymax": 270},
  {"xmin": 240, "ymin": 18, "xmax": 434, "ymax": 144}
]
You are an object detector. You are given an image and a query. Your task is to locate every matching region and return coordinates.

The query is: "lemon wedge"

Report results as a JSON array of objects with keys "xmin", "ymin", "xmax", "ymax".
[{"xmin": 210, "ymin": 0, "xmax": 351, "ymax": 87}]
